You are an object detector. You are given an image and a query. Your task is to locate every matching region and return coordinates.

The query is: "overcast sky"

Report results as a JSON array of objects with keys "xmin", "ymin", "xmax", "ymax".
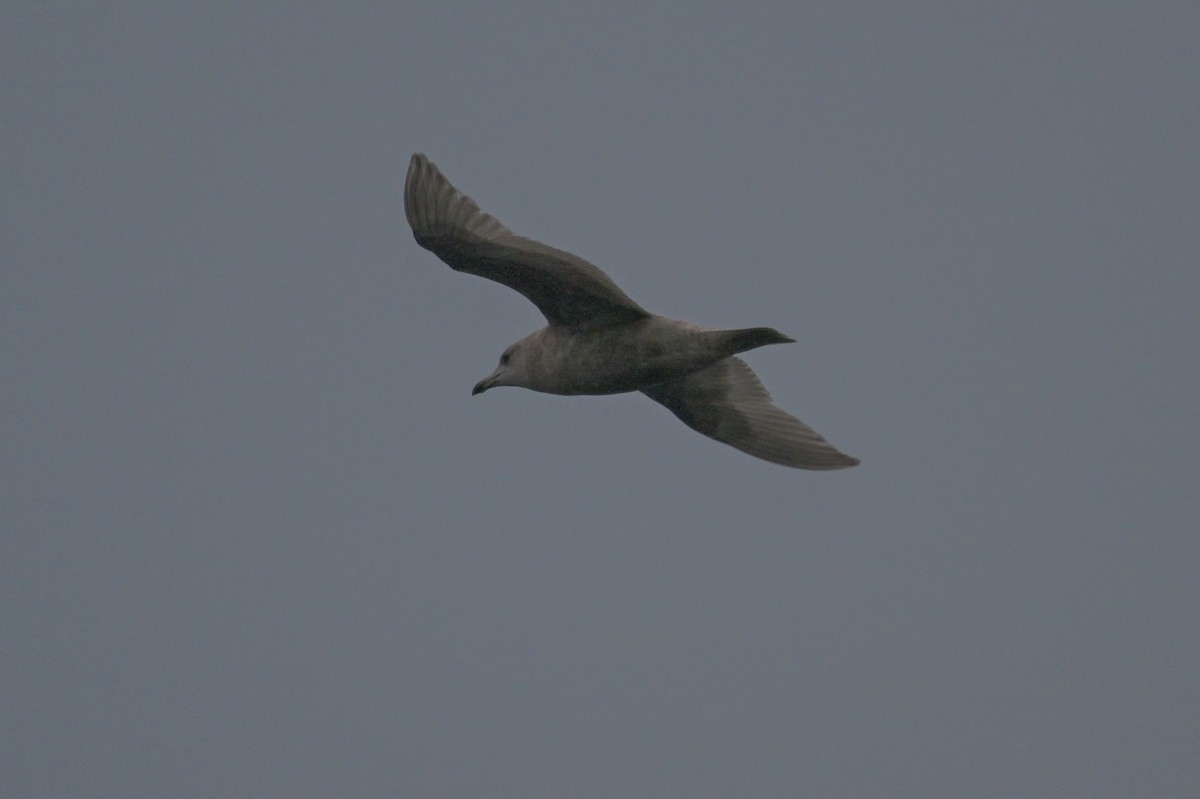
[{"xmin": 4, "ymin": 4, "xmax": 1197, "ymax": 797}]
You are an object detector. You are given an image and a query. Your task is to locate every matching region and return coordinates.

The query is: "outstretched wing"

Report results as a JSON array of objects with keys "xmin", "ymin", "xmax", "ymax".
[
  {"xmin": 404, "ymin": 154, "xmax": 650, "ymax": 328},
  {"xmin": 642, "ymin": 357, "xmax": 860, "ymax": 470}
]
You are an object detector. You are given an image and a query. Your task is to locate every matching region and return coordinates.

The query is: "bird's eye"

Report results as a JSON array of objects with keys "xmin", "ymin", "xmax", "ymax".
[{"xmin": 500, "ymin": 353, "xmax": 510, "ymax": 365}]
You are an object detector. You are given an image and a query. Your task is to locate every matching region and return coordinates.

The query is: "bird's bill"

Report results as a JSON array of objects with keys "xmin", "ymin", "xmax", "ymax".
[{"xmin": 471, "ymin": 369, "xmax": 503, "ymax": 395}]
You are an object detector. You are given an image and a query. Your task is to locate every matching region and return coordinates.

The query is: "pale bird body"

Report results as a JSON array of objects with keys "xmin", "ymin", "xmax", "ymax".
[{"xmin": 404, "ymin": 153, "xmax": 859, "ymax": 470}]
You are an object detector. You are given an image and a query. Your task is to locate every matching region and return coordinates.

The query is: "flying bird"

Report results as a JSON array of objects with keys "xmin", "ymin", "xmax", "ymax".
[{"xmin": 404, "ymin": 153, "xmax": 858, "ymax": 470}]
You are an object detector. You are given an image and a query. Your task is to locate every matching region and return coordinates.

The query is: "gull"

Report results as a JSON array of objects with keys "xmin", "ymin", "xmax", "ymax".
[{"xmin": 404, "ymin": 153, "xmax": 859, "ymax": 470}]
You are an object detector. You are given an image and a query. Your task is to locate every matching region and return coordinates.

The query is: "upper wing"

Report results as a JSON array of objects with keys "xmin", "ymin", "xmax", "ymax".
[
  {"xmin": 404, "ymin": 153, "xmax": 650, "ymax": 328},
  {"xmin": 641, "ymin": 357, "xmax": 860, "ymax": 470}
]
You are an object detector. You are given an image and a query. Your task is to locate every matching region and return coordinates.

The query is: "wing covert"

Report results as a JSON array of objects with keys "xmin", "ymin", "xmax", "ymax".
[
  {"xmin": 405, "ymin": 154, "xmax": 650, "ymax": 328},
  {"xmin": 641, "ymin": 357, "xmax": 860, "ymax": 470}
]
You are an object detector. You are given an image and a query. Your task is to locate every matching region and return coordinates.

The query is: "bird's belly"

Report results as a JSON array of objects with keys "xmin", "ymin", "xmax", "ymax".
[{"xmin": 537, "ymin": 322, "xmax": 716, "ymax": 396}]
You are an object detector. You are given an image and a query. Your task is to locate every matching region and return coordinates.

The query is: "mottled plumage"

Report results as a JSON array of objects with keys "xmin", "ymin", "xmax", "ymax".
[{"xmin": 404, "ymin": 153, "xmax": 858, "ymax": 470}]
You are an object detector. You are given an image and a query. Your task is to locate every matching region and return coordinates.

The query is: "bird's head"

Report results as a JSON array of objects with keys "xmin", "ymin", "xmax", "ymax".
[{"xmin": 472, "ymin": 341, "xmax": 524, "ymax": 395}]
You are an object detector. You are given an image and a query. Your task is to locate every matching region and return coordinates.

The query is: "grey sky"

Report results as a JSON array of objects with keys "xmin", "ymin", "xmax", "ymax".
[{"xmin": 4, "ymin": 4, "xmax": 1197, "ymax": 797}]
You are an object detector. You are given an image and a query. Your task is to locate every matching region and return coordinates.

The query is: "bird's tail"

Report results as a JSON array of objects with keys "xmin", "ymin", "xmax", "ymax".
[{"xmin": 714, "ymin": 327, "xmax": 796, "ymax": 356}]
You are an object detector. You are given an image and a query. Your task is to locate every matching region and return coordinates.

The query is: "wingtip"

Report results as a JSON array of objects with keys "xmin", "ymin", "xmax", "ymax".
[
  {"xmin": 784, "ymin": 451, "xmax": 860, "ymax": 470},
  {"xmin": 406, "ymin": 152, "xmax": 427, "ymax": 184},
  {"xmin": 405, "ymin": 153, "xmax": 443, "ymax": 233},
  {"xmin": 809, "ymin": 448, "xmax": 860, "ymax": 470}
]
